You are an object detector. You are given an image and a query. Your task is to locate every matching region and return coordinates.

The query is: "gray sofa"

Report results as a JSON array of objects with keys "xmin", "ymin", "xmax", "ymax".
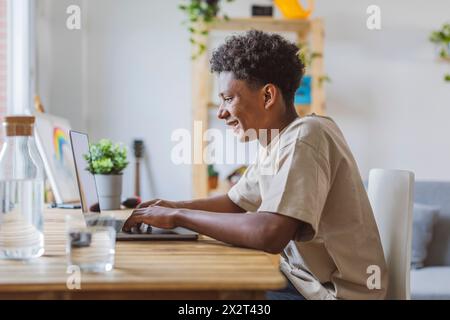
[{"xmin": 410, "ymin": 181, "xmax": 450, "ymax": 300}]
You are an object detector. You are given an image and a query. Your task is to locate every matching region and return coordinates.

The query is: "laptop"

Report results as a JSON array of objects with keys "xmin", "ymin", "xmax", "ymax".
[{"xmin": 69, "ymin": 130, "xmax": 198, "ymax": 241}]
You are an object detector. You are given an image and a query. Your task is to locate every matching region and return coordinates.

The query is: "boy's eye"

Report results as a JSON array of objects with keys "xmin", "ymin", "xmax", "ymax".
[{"xmin": 224, "ymin": 97, "xmax": 232, "ymax": 102}]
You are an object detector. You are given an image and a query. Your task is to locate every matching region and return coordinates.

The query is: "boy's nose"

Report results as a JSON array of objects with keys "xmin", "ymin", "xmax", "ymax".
[{"xmin": 217, "ymin": 104, "xmax": 229, "ymax": 120}]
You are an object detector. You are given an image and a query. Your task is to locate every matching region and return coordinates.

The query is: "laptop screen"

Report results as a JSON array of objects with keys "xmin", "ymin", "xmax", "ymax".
[{"xmin": 69, "ymin": 131, "xmax": 100, "ymax": 213}]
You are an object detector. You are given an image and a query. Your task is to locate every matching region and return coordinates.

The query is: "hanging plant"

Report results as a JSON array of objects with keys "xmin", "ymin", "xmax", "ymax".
[
  {"xmin": 429, "ymin": 23, "xmax": 450, "ymax": 82},
  {"xmin": 178, "ymin": 0, "xmax": 234, "ymax": 59},
  {"xmin": 430, "ymin": 23, "xmax": 450, "ymax": 59},
  {"xmin": 297, "ymin": 44, "xmax": 331, "ymax": 87}
]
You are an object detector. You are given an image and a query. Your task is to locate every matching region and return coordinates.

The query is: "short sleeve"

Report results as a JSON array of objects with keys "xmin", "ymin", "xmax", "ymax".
[
  {"xmin": 227, "ymin": 164, "xmax": 262, "ymax": 212},
  {"xmin": 258, "ymin": 140, "xmax": 331, "ymax": 239}
]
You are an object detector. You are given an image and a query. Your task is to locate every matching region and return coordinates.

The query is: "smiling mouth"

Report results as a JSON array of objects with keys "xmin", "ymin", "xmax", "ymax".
[{"xmin": 226, "ymin": 120, "xmax": 239, "ymax": 127}]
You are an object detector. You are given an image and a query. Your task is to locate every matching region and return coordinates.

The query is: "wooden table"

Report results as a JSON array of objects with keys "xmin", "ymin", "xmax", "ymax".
[{"xmin": 0, "ymin": 208, "xmax": 285, "ymax": 299}]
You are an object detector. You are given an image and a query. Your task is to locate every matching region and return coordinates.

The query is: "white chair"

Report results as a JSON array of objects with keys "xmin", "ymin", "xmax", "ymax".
[{"xmin": 367, "ymin": 169, "xmax": 414, "ymax": 300}]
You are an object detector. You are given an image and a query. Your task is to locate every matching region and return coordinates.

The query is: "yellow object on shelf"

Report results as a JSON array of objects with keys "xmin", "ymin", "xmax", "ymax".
[
  {"xmin": 274, "ymin": 0, "xmax": 314, "ymax": 19},
  {"xmin": 34, "ymin": 95, "xmax": 45, "ymax": 113}
]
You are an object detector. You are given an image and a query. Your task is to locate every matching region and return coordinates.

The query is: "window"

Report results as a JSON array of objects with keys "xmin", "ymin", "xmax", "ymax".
[
  {"xmin": 8, "ymin": 0, "xmax": 32, "ymax": 116},
  {"xmin": 0, "ymin": 0, "xmax": 6, "ymax": 144}
]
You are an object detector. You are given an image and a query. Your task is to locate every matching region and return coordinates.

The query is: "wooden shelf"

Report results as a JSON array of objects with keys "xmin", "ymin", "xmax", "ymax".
[
  {"xmin": 209, "ymin": 17, "xmax": 311, "ymax": 35},
  {"xmin": 192, "ymin": 17, "xmax": 326, "ymax": 199},
  {"xmin": 295, "ymin": 104, "xmax": 312, "ymax": 117},
  {"xmin": 208, "ymin": 102, "xmax": 218, "ymax": 109}
]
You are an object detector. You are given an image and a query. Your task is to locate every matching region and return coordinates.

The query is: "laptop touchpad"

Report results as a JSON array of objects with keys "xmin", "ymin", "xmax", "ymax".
[
  {"xmin": 115, "ymin": 220, "xmax": 177, "ymax": 235},
  {"xmin": 151, "ymin": 227, "xmax": 177, "ymax": 235}
]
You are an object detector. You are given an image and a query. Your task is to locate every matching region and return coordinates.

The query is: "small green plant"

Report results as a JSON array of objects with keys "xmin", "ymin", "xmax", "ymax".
[
  {"xmin": 297, "ymin": 45, "xmax": 331, "ymax": 87},
  {"xmin": 207, "ymin": 164, "xmax": 218, "ymax": 177},
  {"xmin": 429, "ymin": 23, "xmax": 450, "ymax": 59},
  {"xmin": 84, "ymin": 139, "xmax": 129, "ymax": 175},
  {"xmin": 178, "ymin": 0, "xmax": 234, "ymax": 59},
  {"xmin": 298, "ymin": 46, "xmax": 320, "ymax": 68}
]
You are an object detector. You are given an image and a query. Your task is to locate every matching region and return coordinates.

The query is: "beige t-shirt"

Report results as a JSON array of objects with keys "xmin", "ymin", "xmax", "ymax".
[{"xmin": 228, "ymin": 115, "xmax": 388, "ymax": 300}]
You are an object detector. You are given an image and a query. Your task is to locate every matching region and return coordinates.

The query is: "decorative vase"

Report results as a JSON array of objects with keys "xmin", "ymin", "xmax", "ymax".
[
  {"xmin": 274, "ymin": 0, "xmax": 314, "ymax": 19},
  {"xmin": 95, "ymin": 174, "xmax": 123, "ymax": 210}
]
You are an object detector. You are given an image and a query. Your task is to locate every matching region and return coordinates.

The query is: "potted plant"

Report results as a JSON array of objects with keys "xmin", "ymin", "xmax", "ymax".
[
  {"xmin": 84, "ymin": 139, "xmax": 129, "ymax": 210},
  {"xmin": 178, "ymin": 0, "xmax": 234, "ymax": 59},
  {"xmin": 207, "ymin": 164, "xmax": 219, "ymax": 190}
]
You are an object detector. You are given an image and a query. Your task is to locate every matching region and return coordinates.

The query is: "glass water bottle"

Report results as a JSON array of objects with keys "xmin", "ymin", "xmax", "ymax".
[{"xmin": 0, "ymin": 116, "xmax": 45, "ymax": 259}]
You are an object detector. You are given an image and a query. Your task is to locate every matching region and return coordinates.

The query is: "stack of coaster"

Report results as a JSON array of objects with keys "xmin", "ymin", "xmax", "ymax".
[{"xmin": 0, "ymin": 212, "xmax": 43, "ymax": 250}]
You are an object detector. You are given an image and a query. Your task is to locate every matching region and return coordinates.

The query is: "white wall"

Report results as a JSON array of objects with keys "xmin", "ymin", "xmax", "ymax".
[
  {"xmin": 36, "ymin": 0, "xmax": 450, "ymax": 202},
  {"xmin": 82, "ymin": 0, "xmax": 192, "ymax": 201},
  {"xmin": 37, "ymin": 0, "xmax": 193, "ymax": 201},
  {"xmin": 36, "ymin": 0, "xmax": 85, "ymax": 130},
  {"xmin": 316, "ymin": 0, "xmax": 450, "ymax": 181}
]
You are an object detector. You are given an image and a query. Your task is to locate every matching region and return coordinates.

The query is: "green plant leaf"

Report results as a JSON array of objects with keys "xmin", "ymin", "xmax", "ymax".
[
  {"xmin": 429, "ymin": 23, "xmax": 450, "ymax": 43},
  {"xmin": 439, "ymin": 47, "xmax": 449, "ymax": 59},
  {"xmin": 178, "ymin": 0, "xmax": 234, "ymax": 60},
  {"xmin": 318, "ymin": 75, "xmax": 332, "ymax": 87},
  {"xmin": 84, "ymin": 139, "xmax": 129, "ymax": 175}
]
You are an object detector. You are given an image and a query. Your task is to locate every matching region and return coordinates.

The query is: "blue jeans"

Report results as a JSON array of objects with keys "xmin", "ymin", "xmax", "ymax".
[{"xmin": 265, "ymin": 277, "xmax": 306, "ymax": 300}]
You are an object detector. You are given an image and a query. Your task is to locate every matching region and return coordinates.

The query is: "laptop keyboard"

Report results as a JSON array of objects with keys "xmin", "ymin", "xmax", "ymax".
[{"xmin": 113, "ymin": 219, "xmax": 153, "ymax": 234}]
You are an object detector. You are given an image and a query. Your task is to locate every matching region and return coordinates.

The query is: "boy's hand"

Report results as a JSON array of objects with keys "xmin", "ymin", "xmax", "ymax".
[
  {"xmin": 137, "ymin": 198, "xmax": 178, "ymax": 209},
  {"xmin": 122, "ymin": 206, "xmax": 180, "ymax": 231}
]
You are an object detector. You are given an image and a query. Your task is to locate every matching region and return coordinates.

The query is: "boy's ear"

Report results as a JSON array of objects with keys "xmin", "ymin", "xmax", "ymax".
[{"xmin": 263, "ymin": 84, "xmax": 277, "ymax": 110}]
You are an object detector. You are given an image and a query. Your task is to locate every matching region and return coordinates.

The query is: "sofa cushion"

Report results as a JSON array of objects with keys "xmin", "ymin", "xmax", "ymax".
[
  {"xmin": 411, "ymin": 266, "xmax": 450, "ymax": 299},
  {"xmin": 411, "ymin": 204, "xmax": 439, "ymax": 269},
  {"xmin": 414, "ymin": 182, "xmax": 450, "ymax": 266}
]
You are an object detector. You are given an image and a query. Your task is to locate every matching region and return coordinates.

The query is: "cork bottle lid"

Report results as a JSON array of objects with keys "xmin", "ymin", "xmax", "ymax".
[
  {"xmin": 3, "ymin": 115, "xmax": 35, "ymax": 136},
  {"xmin": 5, "ymin": 116, "xmax": 35, "ymax": 124}
]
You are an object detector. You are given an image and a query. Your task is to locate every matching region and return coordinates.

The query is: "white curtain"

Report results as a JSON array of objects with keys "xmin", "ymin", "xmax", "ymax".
[{"xmin": 7, "ymin": 0, "xmax": 34, "ymax": 115}]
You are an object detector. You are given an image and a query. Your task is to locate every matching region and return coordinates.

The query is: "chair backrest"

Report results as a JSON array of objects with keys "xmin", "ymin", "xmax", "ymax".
[{"xmin": 367, "ymin": 169, "xmax": 414, "ymax": 300}]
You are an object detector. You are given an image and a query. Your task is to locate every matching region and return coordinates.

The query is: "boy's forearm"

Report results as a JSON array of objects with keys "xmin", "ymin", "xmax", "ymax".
[
  {"xmin": 175, "ymin": 194, "xmax": 246, "ymax": 213},
  {"xmin": 175, "ymin": 209, "xmax": 269, "ymax": 251}
]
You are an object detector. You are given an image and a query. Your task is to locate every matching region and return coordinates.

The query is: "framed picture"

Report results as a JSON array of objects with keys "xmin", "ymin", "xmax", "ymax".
[
  {"xmin": 294, "ymin": 75, "xmax": 312, "ymax": 105},
  {"xmin": 34, "ymin": 112, "xmax": 80, "ymax": 204}
]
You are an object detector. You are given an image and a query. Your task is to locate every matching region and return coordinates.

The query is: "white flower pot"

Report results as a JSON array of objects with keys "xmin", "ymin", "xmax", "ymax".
[{"xmin": 94, "ymin": 174, "xmax": 123, "ymax": 210}]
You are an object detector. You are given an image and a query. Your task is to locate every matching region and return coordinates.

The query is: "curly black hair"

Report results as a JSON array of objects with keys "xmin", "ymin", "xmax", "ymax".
[{"xmin": 210, "ymin": 30, "xmax": 304, "ymax": 105}]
